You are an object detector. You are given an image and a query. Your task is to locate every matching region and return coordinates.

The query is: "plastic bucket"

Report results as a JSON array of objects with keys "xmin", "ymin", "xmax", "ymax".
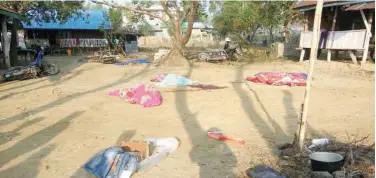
[{"xmin": 67, "ymin": 49, "xmax": 72, "ymax": 56}]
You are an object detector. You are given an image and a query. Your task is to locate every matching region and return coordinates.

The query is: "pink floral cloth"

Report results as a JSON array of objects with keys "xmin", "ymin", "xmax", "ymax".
[
  {"xmin": 107, "ymin": 84, "xmax": 162, "ymax": 107},
  {"xmin": 246, "ymin": 72, "xmax": 307, "ymax": 86}
]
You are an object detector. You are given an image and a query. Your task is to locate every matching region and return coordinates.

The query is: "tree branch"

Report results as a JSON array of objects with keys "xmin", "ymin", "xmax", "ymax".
[
  {"xmin": 161, "ymin": 0, "xmax": 175, "ymax": 21},
  {"xmin": 90, "ymin": 0, "xmax": 167, "ymax": 23},
  {"xmin": 181, "ymin": 0, "xmax": 199, "ymax": 46}
]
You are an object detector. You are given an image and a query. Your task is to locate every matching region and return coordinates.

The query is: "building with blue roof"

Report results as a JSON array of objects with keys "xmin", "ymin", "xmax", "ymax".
[
  {"xmin": 21, "ymin": 9, "xmax": 112, "ymax": 49},
  {"xmin": 22, "ymin": 10, "xmax": 111, "ymax": 30}
]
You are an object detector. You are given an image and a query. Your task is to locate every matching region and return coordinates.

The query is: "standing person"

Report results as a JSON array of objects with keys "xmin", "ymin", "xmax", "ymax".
[{"xmin": 318, "ymin": 15, "xmax": 330, "ymax": 58}]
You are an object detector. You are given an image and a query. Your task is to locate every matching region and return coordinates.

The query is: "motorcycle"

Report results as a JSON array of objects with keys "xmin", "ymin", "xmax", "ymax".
[
  {"xmin": 197, "ymin": 42, "xmax": 243, "ymax": 62},
  {"xmin": 0, "ymin": 48, "xmax": 59, "ymax": 83}
]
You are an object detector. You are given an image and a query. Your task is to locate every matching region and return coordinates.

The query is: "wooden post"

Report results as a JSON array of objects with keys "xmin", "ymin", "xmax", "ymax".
[
  {"xmin": 360, "ymin": 10, "xmax": 373, "ymax": 66},
  {"xmin": 299, "ymin": 48, "xmax": 306, "ymax": 62},
  {"xmin": 296, "ymin": 0, "xmax": 324, "ymax": 151},
  {"xmin": 327, "ymin": 6, "xmax": 338, "ymax": 62},
  {"xmin": 348, "ymin": 50, "xmax": 358, "ymax": 64},
  {"xmin": 1, "ymin": 15, "xmax": 10, "ymax": 68}
]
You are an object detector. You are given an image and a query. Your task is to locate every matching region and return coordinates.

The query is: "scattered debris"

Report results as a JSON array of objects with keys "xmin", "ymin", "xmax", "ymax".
[
  {"xmin": 153, "ymin": 49, "xmax": 170, "ymax": 62},
  {"xmin": 207, "ymin": 131, "xmax": 245, "ymax": 145},
  {"xmin": 311, "ymin": 171, "xmax": 333, "ymax": 178},
  {"xmin": 187, "ymin": 84, "xmax": 227, "ymax": 90},
  {"xmin": 83, "ymin": 137, "xmax": 180, "ymax": 178},
  {"xmin": 246, "ymin": 165, "xmax": 286, "ymax": 178},
  {"xmin": 276, "ymin": 137, "xmax": 375, "ymax": 178},
  {"xmin": 309, "ymin": 138, "xmax": 330, "ymax": 149},
  {"xmin": 115, "ymin": 59, "xmax": 151, "ymax": 66},
  {"xmin": 332, "ymin": 171, "xmax": 346, "ymax": 178},
  {"xmin": 138, "ymin": 137, "xmax": 180, "ymax": 172}
]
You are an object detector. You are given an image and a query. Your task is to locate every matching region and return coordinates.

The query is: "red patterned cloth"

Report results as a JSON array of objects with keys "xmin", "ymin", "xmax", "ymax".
[
  {"xmin": 107, "ymin": 84, "xmax": 162, "ymax": 107},
  {"xmin": 246, "ymin": 72, "xmax": 307, "ymax": 86}
]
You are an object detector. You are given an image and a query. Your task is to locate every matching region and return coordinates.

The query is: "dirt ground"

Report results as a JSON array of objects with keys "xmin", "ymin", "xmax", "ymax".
[{"xmin": 0, "ymin": 54, "xmax": 374, "ymax": 178}]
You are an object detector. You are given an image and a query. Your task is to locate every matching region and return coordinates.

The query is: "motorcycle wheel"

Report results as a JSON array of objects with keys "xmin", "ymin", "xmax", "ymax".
[
  {"xmin": 198, "ymin": 53, "xmax": 209, "ymax": 61},
  {"xmin": 42, "ymin": 63, "xmax": 59, "ymax": 75},
  {"xmin": 0, "ymin": 75, "xmax": 6, "ymax": 83},
  {"xmin": 233, "ymin": 53, "xmax": 241, "ymax": 61}
]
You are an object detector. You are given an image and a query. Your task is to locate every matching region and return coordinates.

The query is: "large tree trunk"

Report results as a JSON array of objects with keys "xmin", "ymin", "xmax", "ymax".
[
  {"xmin": 284, "ymin": 21, "xmax": 291, "ymax": 43},
  {"xmin": 10, "ymin": 18, "xmax": 19, "ymax": 66},
  {"xmin": 249, "ymin": 24, "xmax": 261, "ymax": 43},
  {"xmin": 269, "ymin": 27, "xmax": 274, "ymax": 43},
  {"xmin": 1, "ymin": 15, "xmax": 10, "ymax": 68},
  {"xmin": 159, "ymin": 0, "xmax": 199, "ymax": 67}
]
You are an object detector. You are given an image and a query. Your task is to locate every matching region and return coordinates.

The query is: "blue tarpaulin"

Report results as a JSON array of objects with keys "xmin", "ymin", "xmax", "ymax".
[{"xmin": 22, "ymin": 10, "xmax": 111, "ymax": 30}]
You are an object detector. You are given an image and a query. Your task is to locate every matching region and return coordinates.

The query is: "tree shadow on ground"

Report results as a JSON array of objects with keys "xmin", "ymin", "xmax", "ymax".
[
  {"xmin": 0, "ymin": 111, "xmax": 83, "ymax": 178},
  {"xmin": 0, "ymin": 56, "xmax": 89, "ymax": 93},
  {"xmin": 0, "ymin": 117, "xmax": 44, "ymax": 146},
  {"xmin": 175, "ymin": 65, "xmax": 237, "ymax": 178},
  {"xmin": 0, "ymin": 64, "xmax": 104, "ymax": 100},
  {"xmin": 0, "ymin": 64, "xmax": 153, "ymax": 127},
  {"xmin": 70, "ymin": 130, "xmax": 136, "ymax": 178},
  {"xmin": 0, "ymin": 111, "xmax": 83, "ymax": 168},
  {"xmin": 0, "ymin": 144, "xmax": 57, "ymax": 178},
  {"xmin": 232, "ymin": 64, "xmax": 291, "ymax": 155}
]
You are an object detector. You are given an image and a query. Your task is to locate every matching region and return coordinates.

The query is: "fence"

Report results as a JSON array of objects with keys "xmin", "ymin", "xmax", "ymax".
[
  {"xmin": 138, "ymin": 35, "xmax": 215, "ymax": 49},
  {"xmin": 59, "ymin": 38, "xmax": 108, "ymax": 48}
]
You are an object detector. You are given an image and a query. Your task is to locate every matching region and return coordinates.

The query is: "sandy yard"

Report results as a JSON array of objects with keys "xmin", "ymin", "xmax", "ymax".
[{"xmin": 0, "ymin": 55, "xmax": 374, "ymax": 178}]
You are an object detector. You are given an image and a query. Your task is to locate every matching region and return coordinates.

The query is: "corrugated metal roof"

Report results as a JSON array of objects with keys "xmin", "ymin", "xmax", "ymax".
[
  {"xmin": 345, "ymin": 1, "xmax": 375, "ymax": 10},
  {"xmin": 22, "ymin": 10, "xmax": 111, "ymax": 30},
  {"xmin": 0, "ymin": 5, "xmax": 22, "ymax": 19},
  {"xmin": 295, "ymin": 0, "xmax": 341, "ymax": 8},
  {"xmin": 295, "ymin": 0, "xmax": 373, "ymax": 11}
]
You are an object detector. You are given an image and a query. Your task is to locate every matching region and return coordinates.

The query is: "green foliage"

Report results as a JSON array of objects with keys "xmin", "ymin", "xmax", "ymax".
[
  {"xmin": 85, "ymin": 3, "xmax": 104, "ymax": 10},
  {"xmin": 0, "ymin": 1, "xmax": 84, "ymax": 24},
  {"xmin": 108, "ymin": 8, "xmax": 123, "ymax": 32},
  {"xmin": 101, "ymin": 8, "xmax": 124, "ymax": 44},
  {"xmin": 212, "ymin": 1, "xmax": 302, "ymax": 37},
  {"xmin": 131, "ymin": 0, "xmax": 158, "ymax": 8},
  {"xmin": 213, "ymin": 1, "xmax": 260, "ymax": 36},
  {"xmin": 197, "ymin": 0, "xmax": 208, "ymax": 22},
  {"xmin": 138, "ymin": 20, "xmax": 153, "ymax": 36}
]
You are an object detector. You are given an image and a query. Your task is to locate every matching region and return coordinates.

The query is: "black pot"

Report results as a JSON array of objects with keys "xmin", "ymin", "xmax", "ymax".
[{"xmin": 309, "ymin": 152, "xmax": 345, "ymax": 173}]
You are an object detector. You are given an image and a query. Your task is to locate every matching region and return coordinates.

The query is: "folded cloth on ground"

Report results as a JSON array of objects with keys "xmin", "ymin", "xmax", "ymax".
[
  {"xmin": 83, "ymin": 146, "xmax": 139, "ymax": 178},
  {"xmin": 245, "ymin": 72, "xmax": 307, "ymax": 86},
  {"xmin": 155, "ymin": 74, "xmax": 198, "ymax": 87},
  {"xmin": 107, "ymin": 84, "xmax": 162, "ymax": 107}
]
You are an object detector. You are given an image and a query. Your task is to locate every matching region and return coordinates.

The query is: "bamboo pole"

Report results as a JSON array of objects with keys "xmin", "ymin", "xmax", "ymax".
[
  {"xmin": 296, "ymin": 0, "xmax": 324, "ymax": 151},
  {"xmin": 327, "ymin": 6, "xmax": 338, "ymax": 62}
]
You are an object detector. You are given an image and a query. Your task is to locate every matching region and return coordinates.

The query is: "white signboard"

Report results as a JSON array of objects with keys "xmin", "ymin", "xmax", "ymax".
[{"xmin": 299, "ymin": 30, "xmax": 367, "ymax": 50}]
